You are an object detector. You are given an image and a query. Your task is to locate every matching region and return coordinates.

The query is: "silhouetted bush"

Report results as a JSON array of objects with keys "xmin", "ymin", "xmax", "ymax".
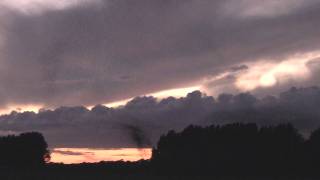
[{"xmin": 0, "ymin": 132, "xmax": 50, "ymax": 168}]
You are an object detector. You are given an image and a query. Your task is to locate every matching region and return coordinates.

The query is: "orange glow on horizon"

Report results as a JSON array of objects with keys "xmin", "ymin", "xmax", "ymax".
[{"xmin": 50, "ymin": 148, "xmax": 152, "ymax": 164}]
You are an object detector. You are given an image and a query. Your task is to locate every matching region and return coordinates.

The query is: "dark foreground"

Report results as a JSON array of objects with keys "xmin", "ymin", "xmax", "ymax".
[
  {"xmin": 2, "ymin": 123, "xmax": 320, "ymax": 179},
  {"xmin": 1, "ymin": 162, "xmax": 319, "ymax": 180}
]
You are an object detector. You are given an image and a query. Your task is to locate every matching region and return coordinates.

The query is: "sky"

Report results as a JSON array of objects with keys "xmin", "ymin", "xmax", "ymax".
[
  {"xmin": 1, "ymin": 0, "xmax": 320, "ymax": 162},
  {"xmin": 51, "ymin": 148, "xmax": 151, "ymax": 164}
]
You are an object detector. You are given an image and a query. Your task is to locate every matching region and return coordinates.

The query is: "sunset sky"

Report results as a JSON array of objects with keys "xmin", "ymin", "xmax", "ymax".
[
  {"xmin": 51, "ymin": 148, "xmax": 151, "ymax": 164},
  {"xmin": 1, "ymin": 0, "xmax": 320, "ymax": 163}
]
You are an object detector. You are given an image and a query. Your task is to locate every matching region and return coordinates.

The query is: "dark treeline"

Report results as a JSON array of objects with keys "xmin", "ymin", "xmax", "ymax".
[
  {"xmin": 3, "ymin": 123, "xmax": 320, "ymax": 179},
  {"xmin": 152, "ymin": 123, "xmax": 320, "ymax": 176}
]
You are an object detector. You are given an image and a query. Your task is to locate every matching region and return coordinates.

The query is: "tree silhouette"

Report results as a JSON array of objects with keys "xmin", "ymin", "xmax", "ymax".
[
  {"xmin": 0, "ymin": 132, "xmax": 50, "ymax": 168},
  {"xmin": 151, "ymin": 123, "xmax": 305, "ymax": 175}
]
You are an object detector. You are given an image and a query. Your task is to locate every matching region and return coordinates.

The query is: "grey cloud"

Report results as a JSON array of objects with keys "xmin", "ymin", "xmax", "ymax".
[
  {"xmin": 307, "ymin": 58, "xmax": 320, "ymax": 74},
  {"xmin": 203, "ymin": 64, "xmax": 249, "ymax": 95},
  {"xmin": 248, "ymin": 57, "xmax": 320, "ymax": 97},
  {"xmin": 230, "ymin": 65, "xmax": 249, "ymax": 72},
  {"xmin": 0, "ymin": 0, "xmax": 320, "ymax": 107},
  {"xmin": 52, "ymin": 149, "xmax": 87, "ymax": 156},
  {"xmin": 0, "ymin": 87, "xmax": 320, "ymax": 148},
  {"xmin": 220, "ymin": 0, "xmax": 317, "ymax": 19}
]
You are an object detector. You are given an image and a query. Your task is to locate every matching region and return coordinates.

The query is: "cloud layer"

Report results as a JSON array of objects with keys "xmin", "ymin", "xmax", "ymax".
[
  {"xmin": 0, "ymin": 0, "xmax": 320, "ymax": 108},
  {"xmin": 0, "ymin": 87, "xmax": 320, "ymax": 148},
  {"xmin": 1, "ymin": 1, "xmax": 320, "ymax": 148}
]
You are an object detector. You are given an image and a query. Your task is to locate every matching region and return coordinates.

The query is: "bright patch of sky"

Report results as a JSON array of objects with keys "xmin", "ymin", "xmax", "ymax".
[
  {"xmin": 236, "ymin": 52, "xmax": 320, "ymax": 91},
  {"xmin": 1, "ymin": 0, "xmax": 102, "ymax": 15},
  {"xmin": 221, "ymin": 0, "xmax": 312, "ymax": 19},
  {"xmin": 51, "ymin": 148, "xmax": 151, "ymax": 164}
]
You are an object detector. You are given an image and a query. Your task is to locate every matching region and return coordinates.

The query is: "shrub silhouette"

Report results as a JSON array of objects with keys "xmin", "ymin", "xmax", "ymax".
[{"xmin": 0, "ymin": 132, "xmax": 50, "ymax": 168}]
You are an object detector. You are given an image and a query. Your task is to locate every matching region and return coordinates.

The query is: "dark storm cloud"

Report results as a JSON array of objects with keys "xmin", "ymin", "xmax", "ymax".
[
  {"xmin": 0, "ymin": 0, "xmax": 320, "ymax": 107},
  {"xmin": 119, "ymin": 124, "xmax": 152, "ymax": 148},
  {"xmin": 0, "ymin": 87, "xmax": 320, "ymax": 148}
]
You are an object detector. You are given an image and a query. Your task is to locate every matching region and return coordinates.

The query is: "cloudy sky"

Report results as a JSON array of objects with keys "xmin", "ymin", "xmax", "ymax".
[{"xmin": 0, "ymin": 0, "xmax": 320, "ymax": 151}]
